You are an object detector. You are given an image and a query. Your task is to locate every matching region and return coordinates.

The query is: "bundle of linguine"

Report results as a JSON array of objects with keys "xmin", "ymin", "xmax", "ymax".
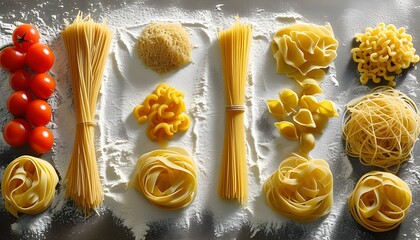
[{"xmin": 61, "ymin": 13, "xmax": 112, "ymax": 215}]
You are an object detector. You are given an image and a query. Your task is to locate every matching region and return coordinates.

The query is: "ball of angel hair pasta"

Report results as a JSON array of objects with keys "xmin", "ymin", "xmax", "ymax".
[
  {"xmin": 137, "ymin": 23, "xmax": 192, "ymax": 73},
  {"xmin": 352, "ymin": 22, "xmax": 419, "ymax": 86},
  {"xmin": 263, "ymin": 155, "xmax": 333, "ymax": 221},
  {"xmin": 1, "ymin": 155, "xmax": 59, "ymax": 217},
  {"xmin": 348, "ymin": 171, "xmax": 412, "ymax": 232},
  {"xmin": 343, "ymin": 87, "xmax": 420, "ymax": 173},
  {"xmin": 272, "ymin": 23, "xmax": 338, "ymax": 82},
  {"xmin": 129, "ymin": 147, "xmax": 197, "ymax": 210}
]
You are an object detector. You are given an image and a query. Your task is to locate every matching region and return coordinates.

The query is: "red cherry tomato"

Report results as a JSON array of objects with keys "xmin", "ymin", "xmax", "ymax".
[
  {"xmin": 25, "ymin": 99, "xmax": 52, "ymax": 127},
  {"xmin": 9, "ymin": 69, "xmax": 31, "ymax": 90},
  {"xmin": 28, "ymin": 126, "xmax": 54, "ymax": 154},
  {"xmin": 2, "ymin": 118, "xmax": 31, "ymax": 147},
  {"xmin": 7, "ymin": 90, "xmax": 33, "ymax": 116},
  {"xmin": 30, "ymin": 73, "xmax": 56, "ymax": 99},
  {"xmin": 12, "ymin": 24, "xmax": 40, "ymax": 52},
  {"xmin": 25, "ymin": 43, "xmax": 54, "ymax": 73},
  {"xmin": 0, "ymin": 47, "xmax": 26, "ymax": 72}
]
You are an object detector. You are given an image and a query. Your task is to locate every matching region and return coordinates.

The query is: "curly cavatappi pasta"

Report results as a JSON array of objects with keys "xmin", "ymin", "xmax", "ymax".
[
  {"xmin": 343, "ymin": 87, "xmax": 420, "ymax": 173},
  {"xmin": 1, "ymin": 155, "xmax": 59, "ymax": 218},
  {"xmin": 272, "ymin": 24, "xmax": 338, "ymax": 82},
  {"xmin": 348, "ymin": 171, "xmax": 412, "ymax": 232},
  {"xmin": 352, "ymin": 22, "xmax": 419, "ymax": 86},
  {"xmin": 133, "ymin": 83, "xmax": 190, "ymax": 145},
  {"xmin": 129, "ymin": 147, "xmax": 197, "ymax": 210},
  {"xmin": 264, "ymin": 155, "xmax": 333, "ymax": 221}
]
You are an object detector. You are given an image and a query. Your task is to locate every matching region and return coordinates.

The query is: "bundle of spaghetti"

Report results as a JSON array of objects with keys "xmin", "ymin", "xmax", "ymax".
[
  {"xmin": 2, "ymin": 155, "xmax": 59, "ymax": 218},
  {"xmin": 61, "ymin": 13, "xmax": 112, "ymax": 215},
  {"xmin": 263, "ymin": 155, "xmax": 333, "ymax": 221},
  {"xmin": 343, "ymin": 87, "xmax": 420, "ymax": 173},
  {"xmin": 348, "ymin": 171, "xmax": 412, "ymax": 232},
  {"xmin": 218, "ymin": 19, "xmax": 252, "ymax": 205}
]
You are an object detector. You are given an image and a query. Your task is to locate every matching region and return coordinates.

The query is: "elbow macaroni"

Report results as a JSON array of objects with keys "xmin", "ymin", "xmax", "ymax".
[
  {"xmin": 352, "ymin": 23, "xmax": 419, "ymax": 86},
  {"xmin": 133, "ymin": 83, "xmax": 190, "ymax": 145}
]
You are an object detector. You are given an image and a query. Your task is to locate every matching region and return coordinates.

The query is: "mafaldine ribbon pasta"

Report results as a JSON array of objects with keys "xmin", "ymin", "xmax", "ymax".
[
  {"xmin": 1, "ymin": 155, "xmax": 59, "ymax": 218},
  {"xmin": 263, "ymin": 155, "xmax": 333, "ymax": 221},
  {"xmin": 272, "ymin": 23, "xmax": 338, "ymax": 82},
  {"xmin": 348, "ymin": 171, "xmax": 412, "ymax": 232},
  {"xmin": 129, "ymin": 147, "xmax": 197, "ymax": 210}
]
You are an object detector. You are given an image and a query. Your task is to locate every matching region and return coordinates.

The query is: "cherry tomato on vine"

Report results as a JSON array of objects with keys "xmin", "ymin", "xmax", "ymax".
[
  {"xmin": 12, "ymin": 24, "xmax": 40, "ymax": 52},
  {"xmin": 7, "ymin": 90, "xmax": 33, "ymax": 116},
  {"xmin": 9, "ymin": 69, "xmax": 31, "ymax": 90},
  {"xmin": 3, "ymin": 118, "xmax": 31, "ymax": 147},
  {"xmin": 28, "ymin": 126, "xmax": 54, "ymax": 154},
  {"xmin": 30, "ymin": 73, "xmax": 56, "ymax": 99},
  {"xmin": 25, "ymin": 99, "xmax": 52, "ymax": 127},
  {"xmin": 25, "ymin": 43, "xmax": 54, "ymax": 73},
  {"xmin": 0, "ymin": 47, "xmax": 25, "ymax": 72}
]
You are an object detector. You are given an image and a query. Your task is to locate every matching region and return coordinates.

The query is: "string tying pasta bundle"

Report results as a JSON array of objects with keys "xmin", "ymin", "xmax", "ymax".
[
  {"xmin": 263, "ymin": 155, "xmax": 333, "ymax": 221},
  {"xmin": 272, "ymin": 23, "xmax": 338, "ymax": 82},
  {"xmin": 343, "ymin": 87, "xmax": 420, "ymax": 173},
  {"xmin": 61, "ymin": 13, "xmax": 112, "ymax": 215},
  {"xmin": 133, "ymin": 83, "xmax": 190, "ymax": 145},
  {"xmin": 348, "ymin": 171, "xmax": 412, "ymax": 232},
  {"xmin": 1, "ymin": 155, "xmax": 59, "ymax": 218},
  {"xmin": 129, "ymin": 147, "xmax": 197, "ymax": 210},
  {"xmin": 218, "ymin": 19, "xmax": 252, "ymax": 205},
  {"xmin": 352, "ymin": 22, "xmax": 419, "ymax": 86}
]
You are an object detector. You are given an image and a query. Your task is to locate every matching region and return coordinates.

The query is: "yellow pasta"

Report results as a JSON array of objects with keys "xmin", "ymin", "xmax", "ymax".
[
  {"xmin": 218, "ymin": 19, "xmax": 252, "ymax": 205},
  {"xmin": 1, "ymin": 156, "xmax": 59, "ymax": 218},
  {"xmin": 343, "ymin": 87, "xmax": 420, "ymax": 173},
  {"xmin": 272, "ymin": 23, "xmax": 338, "ymax": 82},
  {"xmin": 264, "ymin": 155, "xmax": 333, "ymax": 221},
  {"xmin": 352, "ymin": 22, "xmax": 419, "ymax": 86},
  {"xmin": 133, "ymin": 83, "xmax": 190, "ymax": 145},
  {"xmin": 268, "ymin": 88, "xmax": 338, "ymax": 155},
  {"xmin": 348, "ymin": 171, "xmax": 412, "ymax": 232},
  {"xmin": 299, "ymin": 78, "xmax": 323, "ymax": 96},
  {"xmin": 137, "ymin": 23, "xmax": 192, "ymax": 73},
  {"xmin": 62, "ymin": 13, "xmax": 112, "ymax": 215},
  {"xmin": 129, "ymin": 147, "xmax": 197, "ymax": 210}
]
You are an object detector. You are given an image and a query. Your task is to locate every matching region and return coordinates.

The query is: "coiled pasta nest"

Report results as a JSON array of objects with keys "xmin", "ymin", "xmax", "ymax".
[{"xmin": 343, "ymin": 87, "xmax": 420, "ymax": 172}]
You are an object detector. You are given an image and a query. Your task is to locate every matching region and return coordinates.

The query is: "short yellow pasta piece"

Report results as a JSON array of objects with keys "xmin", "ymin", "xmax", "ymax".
[
  {"xmin": 318, "ymin": 100, "xmax": 338, "ymax": 117},
  {"xmin": 299, "ymin": 132, "xmax": 316, "ymax": 156},
  {"xmin": 352, "ymin": 23, "xmax": 419, "ymax": 86},
  {"xmin": 275, "ymin": 121, "xmax": 299, "ymax": 140},
  {"xmin": 293, "ymin": 108, "xmax": 316, "ymax": 128},
  {"xmin": 279, "ymin": 89, "xmax": 298, "ymax": 110},
  {"xmin": 133, "ymin": 83, "xmax": 190, "ymax": 145},
  {"xmin": 129, "ymin": 147, "xmax": 197, "ymax": 210},
  {"xmin": 299, "ymin": 78, "xmax": 323, "ymax": 96},
  {"xmin": 299, "ymin": 95, "xmax": 319, "ymax": 112},
  {"xmin": 264, "ymin": 155, "xmax": 333, "ymax": 221},
  {"xmin": 1, "ymin": 155, "xmax": 59, "ymax": 218},
  {"xmin": 348, "ymin": 171, "xmax": 412, "ymax": 232},
  {"xmin": 272, "ymin": 24, "xmax": 338, "ymax": 82},
  {"xmin": 266, "ymin": 99, "xmax": 287, "ymax": 118}
]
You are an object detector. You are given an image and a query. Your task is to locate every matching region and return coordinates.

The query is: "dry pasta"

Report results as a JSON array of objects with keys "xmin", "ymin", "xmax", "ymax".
[
  {"xmin": 267, "ymin": 88, "xmax": 338, "ymax": 155},
  {"xmin": 352, "ymin": 22, "xmax": 419, "ymax": 86},
  {"xmin": 129, "ymin": 147, "xmax": 197, "ymax": 210},
  {"xmin": 272, "ymin": 24, "xmax": 338, "ymax": 82},
  {"xmin": 218, "ymin": 19, "xmax": 252, "ymax": 205},
  {"xmin": 1, "ymin": 155, "xmax": 59, "ymax": 218},
  {"xmin": 343, "ymin": 87, "xmax": 420, "ymax": 173},
  {"xmin": 133, "ymin": 83, "xmax": 190, "ymax": 145},
  {"xmin": 61, "ymin": 13, "xmax": 112, "ymax": 215},
  {"xmin": 136, "ymin": 23, "xmax": 192, "ymax": 73},
  {"xmin": 348, "ymin": 171, "xmax": 412, "ymax": 232},
  {"xmin": 264, "ymin": 155, "xmax": 333, "ymax": 221}
]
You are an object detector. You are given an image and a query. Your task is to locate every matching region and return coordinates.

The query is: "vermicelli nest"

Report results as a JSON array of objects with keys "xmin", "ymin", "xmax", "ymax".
[
  {"xmin": 136, "ymin": 23, "xmax": 192, "ymax": 73},
  {"xmin": 343, "ymin": 87, "xmax": 420, "ymax": 173}
]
